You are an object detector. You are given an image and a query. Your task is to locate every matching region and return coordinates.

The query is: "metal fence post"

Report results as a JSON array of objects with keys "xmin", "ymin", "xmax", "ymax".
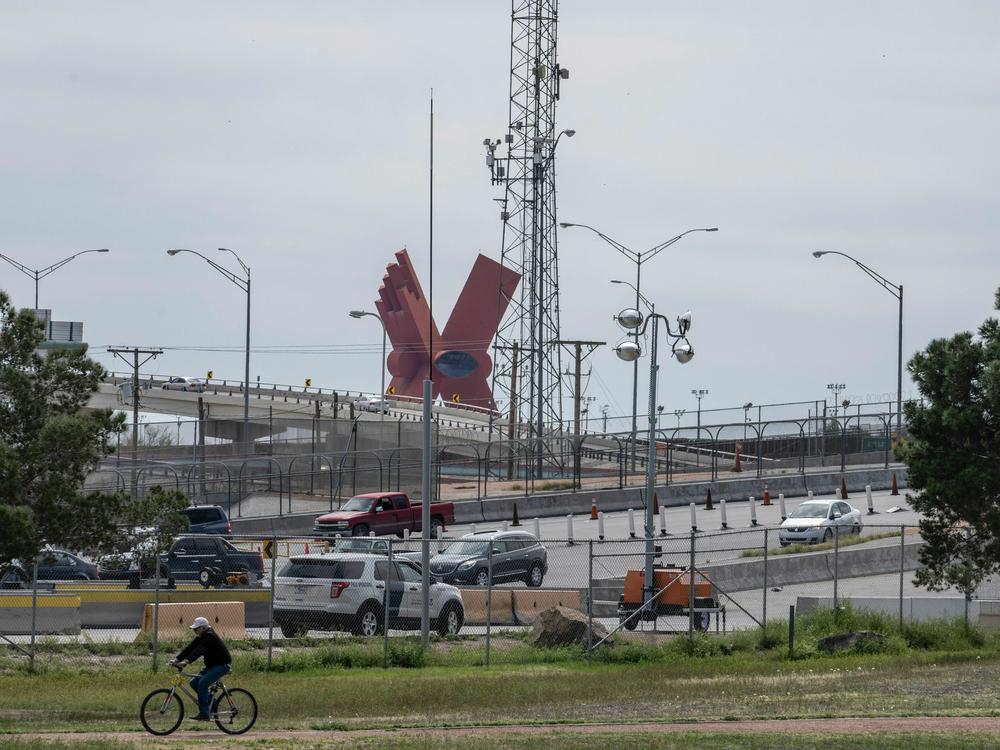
[
  {"xmin": 29, "ymin": 560, "xmax": 38, "ymax": 673},
  {"xmin": 688, "ymin": 531, "xmax": 696, "ymax": 642},
  {"xmin": 762, "ymin": 528, "xmax": 769, "ymax": 631},
  {"xmin": 587, "ymin": 539, "xmax": 594, "ymax": 663},
  {"xmin": 485, "ymin": 545, "xmax": 493, "ymax": 667},
  {"xmin": 384, "ymin": 542, "xmax": 392, "ymax": 667},
  {"xmin": 267, "ymin": 534, "xmax": 276, "ymax": 670},
  {"xmin": 152, "ymin": 534, "xmax": 161, "ymax": 673},
  {"xmin": 788, "ymin": 604, "xmax": 795, "ymax": 656},
  {"xmin": 833, "ymin": 524, "xmax": 840, "ymax": 611},
  {"xmin": 899, "ymin": 525, "xmax": 905, "ymax": 629}
]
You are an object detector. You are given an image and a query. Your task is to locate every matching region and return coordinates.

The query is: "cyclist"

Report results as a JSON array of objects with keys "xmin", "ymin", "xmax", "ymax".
[{"xmin": 170, "ymin": 616, "xmax": 232, "ymax": 721}]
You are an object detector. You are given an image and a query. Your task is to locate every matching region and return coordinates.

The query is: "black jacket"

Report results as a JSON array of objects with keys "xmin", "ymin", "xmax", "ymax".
[{"xmin": 176, "ymin": 627, "xmax": 231, "ymax": 668}]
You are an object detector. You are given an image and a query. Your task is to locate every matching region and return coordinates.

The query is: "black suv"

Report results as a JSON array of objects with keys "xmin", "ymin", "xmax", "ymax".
[
  {"xmin": 426, "ymin": 530, "xmax": 547, "ymax": 587},
  {"xmin": 183, "ymin": 505, "xmax": 231, "ymax": 535}
]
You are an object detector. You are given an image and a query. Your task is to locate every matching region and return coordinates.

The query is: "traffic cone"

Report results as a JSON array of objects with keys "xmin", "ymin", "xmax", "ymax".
[
  {"xmin": 840, "ymin": 477, "xmax": 849, "ymax": 500},
  {"xmin": 733, "ymin": 445, "xmax": 742, "ymax": 473},
  {"xmin": 512, "ymin": 502, "xmax": 521, "ymax": 527},
  {"xmin": 762, "ymin": 486, "xmax": 771, "ymax": 506},
  {"xmin": 653, "ymin": 492, "xmax": 660, "ymax": 514},
  {"xmin": 590, "ymin": 498, "xmax": 598, "ymax": 520},
  {"xmin": 891, "ymin": 473, "xmax": 899, "ymax": 496},
  {"xmin": 705, "ymin": 487, "xmax": 714, "ymax": 511}
]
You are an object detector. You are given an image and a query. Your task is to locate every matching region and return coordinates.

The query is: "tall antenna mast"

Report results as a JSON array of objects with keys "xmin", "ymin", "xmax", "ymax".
[{"xmin": 484, "ymin": 0, "xmax": 570, "ymax": 476}]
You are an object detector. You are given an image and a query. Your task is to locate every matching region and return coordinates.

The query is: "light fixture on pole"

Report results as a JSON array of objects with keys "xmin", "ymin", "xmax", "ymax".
[
  {"xmin": 613, "ymin": 298, "xmax": 695, "ymax": 620},
  {"xmin": 349, "ymin": 310, "xmax": 387, "ymax": 421},
  {"xmin": 827, "ymin": 383, "xmax": 846, "ymax": 417},
  {"xmin": 0, "ymin": 249, "xmax": 110, "ymax": 309},
  {"xmin": 563, "ymin": 223, "xmax": 717, "ymax": 472},
  {"xmin": 673, "ymin": 408, "xmax": 686, "ymax": 429},
  {"xmin": 813, "ymin": 250, "xmax": 904, "ymax": 432},
  {"xmin": 168, "ymin": 248, "xmax": 251, "ymax": 454}
]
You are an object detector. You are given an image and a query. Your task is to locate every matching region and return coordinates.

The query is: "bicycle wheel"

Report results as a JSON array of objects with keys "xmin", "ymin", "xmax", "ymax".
[
  {"xmin": 213, "ymin": 687, "xmax": 257, "ymax": 734},
  {"xmin": 140, "ymin": 688, "xmax": 184, "ymax": 736}
]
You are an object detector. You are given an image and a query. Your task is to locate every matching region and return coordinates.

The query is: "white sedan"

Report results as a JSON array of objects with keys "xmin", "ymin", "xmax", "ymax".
[
  {"xmin": 778, "ymin": 499, "xmax": 863, "ymax": 546},
  {"xmin": 161, "ymin": 376, "xmax": 206, "ymax": 393}
]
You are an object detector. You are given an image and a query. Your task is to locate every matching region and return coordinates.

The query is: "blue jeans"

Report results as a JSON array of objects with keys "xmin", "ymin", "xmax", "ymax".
[{"xmin": 189, "ymin": 664, "xmax": 231, "ymax": 716}]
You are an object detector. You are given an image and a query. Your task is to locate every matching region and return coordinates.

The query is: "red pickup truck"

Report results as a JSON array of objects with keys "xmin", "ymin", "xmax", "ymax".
[{"xmin": 313, "ymin": 493, "xmax": 455, "ymax": 539}]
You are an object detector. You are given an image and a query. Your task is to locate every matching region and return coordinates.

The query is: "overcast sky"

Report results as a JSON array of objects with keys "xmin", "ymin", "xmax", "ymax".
[{"xmin": 1, "ymin": 2, "xmax": 997, "ymax": 426}]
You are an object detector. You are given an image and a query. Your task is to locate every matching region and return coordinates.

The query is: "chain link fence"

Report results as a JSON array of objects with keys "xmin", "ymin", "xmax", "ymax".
[{"xmin": 3, "ymin": 522, "xmax": 985, "ymax": 672}]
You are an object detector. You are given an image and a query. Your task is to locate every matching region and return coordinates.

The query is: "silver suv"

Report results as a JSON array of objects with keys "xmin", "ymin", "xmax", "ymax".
[
  {"xmin": 273, "ymin": 553, "xmax": 465, "ymax": 638},
  {"xmin": 424, "ymin": 530, "xmax": 548, "ymax": 587}
]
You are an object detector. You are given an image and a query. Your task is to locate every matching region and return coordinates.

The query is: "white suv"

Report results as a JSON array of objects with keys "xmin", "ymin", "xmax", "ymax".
[{"xmin": 273, "ymin": 553, "xmax": 465, "ymax": 638}]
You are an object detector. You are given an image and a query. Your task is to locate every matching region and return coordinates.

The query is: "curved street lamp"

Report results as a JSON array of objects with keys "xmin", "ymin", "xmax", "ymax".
[
  {"xmin": 612, "ymin": 293, "xmax": 695, "ymax": 615},
  {"xmin": 563, "ymin": 223, "xmax": 717, "ymax": 469},
  {"xmin": 349, "ymin": 309, "xmax": 387, "ymax": 421},
  {"xmin": 0, "ymin": 249, "xmax": 109, "ymax": 309},
  {"xmin": 168, "ymin": 248, "xmax": 251, "ymax": 452},
  {"xmin": 813, "ymin": 250, "xmax": 903, "ymax": 431}
]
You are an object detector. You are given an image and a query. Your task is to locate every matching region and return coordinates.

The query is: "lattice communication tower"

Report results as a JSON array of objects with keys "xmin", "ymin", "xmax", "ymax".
[{"xmin": 484, "ymin": 0, "xmax": 570, "ymax": 444}]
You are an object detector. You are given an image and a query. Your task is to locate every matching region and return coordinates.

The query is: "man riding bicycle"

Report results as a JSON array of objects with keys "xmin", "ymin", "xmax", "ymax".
[{"xmin": 170, "ymin": 616, "xmax": 232, "ymax": 721}]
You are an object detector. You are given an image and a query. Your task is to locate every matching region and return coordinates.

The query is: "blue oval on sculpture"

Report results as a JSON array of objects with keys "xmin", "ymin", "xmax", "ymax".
[{"xmin": 435, "ymin": 350, "xmax": 479, "ymax": 379}]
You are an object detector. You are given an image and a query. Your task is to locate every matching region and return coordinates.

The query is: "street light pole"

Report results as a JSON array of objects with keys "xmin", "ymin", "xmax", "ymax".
[
  {"xmin": 562, "ymin": 223, "xmax": 717, "ymax": 470},
  {"xmin": 0, "ymin": 249, "xmax": 110, "ymax": 309},
  {"xmin": 168, "ymin": 248, "xmax": 251, "ymax": 454},
  {"xmin": 349, "ymin": 310, "xmax": 387, "ymax": 421},
  {"xmin": 813, "ymin": 250, "xmax": 904, "ymax": 432},
  {"xmin": 613, "ymin": 299, "xmax": 695, "ymax": 616}
]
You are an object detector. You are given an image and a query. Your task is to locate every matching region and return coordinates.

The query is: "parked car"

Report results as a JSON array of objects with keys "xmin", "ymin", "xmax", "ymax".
[
  {"xmin": 272, "ymin": 553, "xmax": 464, "ymax": 638},
  {"xmin": 1, "ymin": 549, "xmax": 99, "ymax": 587},
  {"xmin": 161, "ymin": 376, "xmax": 205, "ymax": 393},
  {"xmin": 159, "ymin": 535, "xmax": 264, "ymax": 586},
  {"xmin": 96, "ymin": 533, "xmax": 169, "ymax": 586},
  {"xmin": 420, "ymin": 530, "xmax": 548, "ymax": 587},
  {"xmin": 313, "ymin": 493, "xmax": 455, "ymax": 539},
  {"xmin": 778, "ymin": 500, "xmax": 863, "ymax": 546},
  {"xmin": 183, "ymin": 505, "xmax": 231, "ymax": 535}
]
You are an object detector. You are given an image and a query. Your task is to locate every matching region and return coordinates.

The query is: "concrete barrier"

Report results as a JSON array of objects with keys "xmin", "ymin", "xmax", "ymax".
[
  {"xmin": 511, "ymin": 590, "xmax": 581, "ymax": 624},
  {"xmin": 702, "ymin": 539, "xmax": 923, "ymax": 593},
  {"xmin": 0, "ymin": 594, "xmax": 81, "ymax": 635},
  {"xmin": 232, "ymin": 466, "xmax": 910, "ymax": 535},
  {"xmin": 459, "ymin": 589, "xmax": 516, "ymax": 626},
  {"xmin": 797, "ymin": 596, "xmax": 991, "ymax": 625},
  {"xmin": 136, "ymin": 601, "xmax": 247, "ymax": 641}
]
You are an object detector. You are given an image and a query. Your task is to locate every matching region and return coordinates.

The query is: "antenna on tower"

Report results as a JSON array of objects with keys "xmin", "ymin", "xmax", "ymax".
[{"xmin": 484, "ymin": 0, "xmax": 573, "ymax": 478}]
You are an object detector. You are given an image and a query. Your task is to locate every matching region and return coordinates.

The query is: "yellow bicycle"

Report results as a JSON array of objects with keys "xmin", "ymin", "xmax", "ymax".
[{"xmin": 139, "ymin": 664, "xmax": 257, "ymax": 735}]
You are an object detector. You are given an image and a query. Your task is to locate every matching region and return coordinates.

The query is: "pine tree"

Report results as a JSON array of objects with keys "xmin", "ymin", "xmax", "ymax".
[{"xmin": 903, "ymin": 287, "xmax": 1000, "ymax": 593}]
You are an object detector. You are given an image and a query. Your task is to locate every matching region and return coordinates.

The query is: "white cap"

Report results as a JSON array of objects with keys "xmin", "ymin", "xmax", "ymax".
[{"xmin": 190, "ymin": 616, "xmax": 210, "ymax": 630}]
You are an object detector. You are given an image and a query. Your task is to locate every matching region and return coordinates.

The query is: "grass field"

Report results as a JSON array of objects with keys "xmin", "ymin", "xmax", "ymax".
[{"xmin": 3, "ymin": 608, "xmax": 999, "ymax": 746}]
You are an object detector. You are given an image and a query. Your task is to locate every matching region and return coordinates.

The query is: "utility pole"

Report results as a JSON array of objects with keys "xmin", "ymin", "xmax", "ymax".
[
  {"xmin": 554, "ymin": 340, "xmax": 605, "ymax": 437},
  {"xmin": 108, "ymin": 347, "xmax": 163, "ymax": 497},
  {"xmin": 555, "ymin": 340, "xmax": 604, "ymax": 489}
]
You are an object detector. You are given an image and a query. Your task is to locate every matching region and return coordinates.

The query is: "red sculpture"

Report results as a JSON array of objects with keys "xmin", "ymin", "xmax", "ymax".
[{"xmin": 375, "ymin": 249, "xmax": 520, "ymax": 411}]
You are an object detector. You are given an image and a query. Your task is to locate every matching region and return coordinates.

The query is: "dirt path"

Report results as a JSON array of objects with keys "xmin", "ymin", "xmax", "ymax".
[{"xmin": 12, "ymin": 716, "xmax": 1000, "ymax": 743}]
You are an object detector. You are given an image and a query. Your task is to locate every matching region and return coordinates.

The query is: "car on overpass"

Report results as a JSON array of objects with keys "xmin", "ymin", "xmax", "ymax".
[
  {"xmin": 272, "ymin": 553, "xmax": 465, "ymax": 638},
  {"xmin": 778, "ymin": 500, "xmax": 863, "ymax": 546},
  {"xmin": 352, "ymin": 393, "xmax": 389, "ymax": 413},
  {"xmin": 161, "ymin": 376, "xmax": 206, "ymax": 393}
]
